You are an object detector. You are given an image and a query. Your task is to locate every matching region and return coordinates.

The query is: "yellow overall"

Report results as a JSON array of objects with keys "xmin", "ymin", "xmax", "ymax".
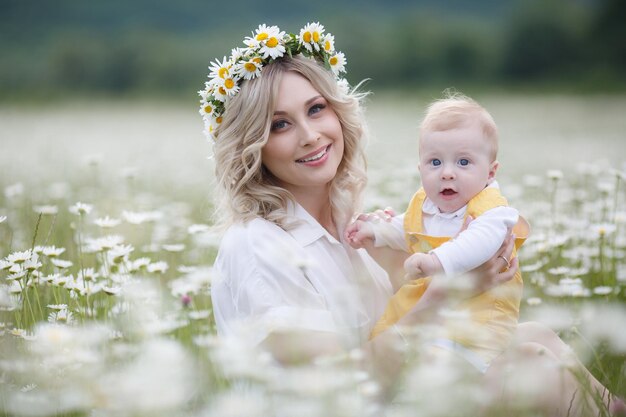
[{"xmin": 370, "ymin": 186, "xmax": 529, "ymax": 363}]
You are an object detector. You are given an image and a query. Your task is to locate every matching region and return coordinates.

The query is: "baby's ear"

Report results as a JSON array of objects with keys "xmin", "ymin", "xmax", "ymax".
[{"xmin": 487, "ymin": 160, "xmax": 499, "ymax": 182}]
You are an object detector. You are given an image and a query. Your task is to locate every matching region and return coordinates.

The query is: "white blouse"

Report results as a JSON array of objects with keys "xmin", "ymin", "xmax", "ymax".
[{"xmin": 211, "ymin": 203, "xmax": 393, "ymax": 348}]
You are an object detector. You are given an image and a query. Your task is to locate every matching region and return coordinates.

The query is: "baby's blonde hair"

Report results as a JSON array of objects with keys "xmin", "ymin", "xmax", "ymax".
[
  {"xmin": 420, "ymin": 90, "xmax": 498, "ymax": 160},
  {"xmin": 212, "ymin": 55, "xmax": 368, "ymax": 230}
]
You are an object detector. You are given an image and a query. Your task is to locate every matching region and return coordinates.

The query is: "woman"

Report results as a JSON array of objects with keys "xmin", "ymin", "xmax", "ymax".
[{"xmin": 202, "ymin": 23, "xmax": 623, "ymax": 416}]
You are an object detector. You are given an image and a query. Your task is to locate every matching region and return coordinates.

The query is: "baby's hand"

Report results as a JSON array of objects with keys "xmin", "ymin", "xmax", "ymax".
[
  {"xmin": 404, "ymin": 253, "xmax": 443, "ymax": 279},
  {"xmin": 344, "ymin": 220, "xmax": 375, "ymax": 249}
]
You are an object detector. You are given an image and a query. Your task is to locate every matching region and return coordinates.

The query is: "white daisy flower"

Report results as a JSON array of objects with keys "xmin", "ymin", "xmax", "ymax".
[
  {"xmin": 85, "ymin": 235, "xmax": 125, "ymax": 252},
  {"xmin": 6, "ymin": 270, "xmax": 26, "ymax": 282},
  {"xmin": 299, "ymin": 22, "xmax": 325, "ymax": 52},
  {"xmin": 130, "ymin": 257, "xmax": 152, "ymax": 272},
  {"xmin": 6, "ymin": 250, "xmax": 33, "ymax": 265},
  {"xmin": 78, "ymin": 268, "xmax": 99, "ymax": 282},
  {"xmin": 0, "ymin": 259, "xmax": 11, "ymax": 270},
  {"xmin": 47, "ymin": 303, "xmax": 68, "ymax": 310},
  {"xmin": 51, "ymin": 258, "xmax": 73, "ymax": 269},
  {"xmin": 199, "ymin": 100, "xmax": 217, "ymax": 118},
  {"xmin": 162, "ymin": 243, "xmax": 185, "ymax": 253},
  {"xmin": 23, "ymin": 257, "xmax": 42, "ymax": 272},
  {"xmin": 94, "ymin": 216, "xmax": 121, "ymax": 228},
  {"xmin": 208, "ymin": 56, "xmax": 232, "ymax": 80},
  {"xmin": 230, "ymin": 47, "xmax": 247, "ymax": 62},
  {"xmin": 108, "ymin": 244, "xmax": 134, "ymax": 263},
  {"xmin": 33, "ymin": 205, "xmax": 58, "ymax": 215},
  {"xmin": 69, "ymin": 201, "xmax": 93, "ymax": 216},
  {"xmin": 547, "ymin": 169, "xmax": 563, "ymax": 180},
  {"xmin": 103, "ymin": 286, "xmax": 121, "ymax": 296},
  {"xmin": 254, "ymin": 25, "xmax": 286, "ymax": 59},
  {"xmin": 0, "ymin": 215, "xmax": 6, "ymax": 224},
  {"xmin": 48, "ymin": 309, "xmax": 74, "ymax": 324},
  {"xmin": 147, "ymin": 261, "xmax": 169, "ymax": 274},
  {"xmin": 245, "ymin": 24, "xmax": 281, "ymax": 48},
  {"xmin": 188, "ymin": 224, "xmax": 210, "ymax": 234},
  {"xmin": 122, "ymin": 210, "xmax": 162, "ymax": 224},
  {"xmin": 235, "ymin": 57, "xmax": 262, "ymax": 80},
  {"xmin": 322, "ymin": 33, "xmax": 335, "ymax": 54},
  {"xmin": 42, "ymin": 246, "xmax": 66, "ymax": 258},
  {"xmin": 337, "ymin": 78, "xmax": 350, "ymax": 94},
  {"xmin": 211, "ymin": 74, "xmax": 240, "ymax": 97},
  {"xmin": 51, "ymin": 275, "xmax": 69, "ymax": 286},
  {"xmin": 329, "ymin": 51, "xmax": 347, "ymax": 75}
]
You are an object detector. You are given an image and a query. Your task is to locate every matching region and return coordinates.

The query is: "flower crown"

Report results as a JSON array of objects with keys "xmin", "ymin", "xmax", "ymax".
[{"xmin": 198, "ymin": 22, "xmax": 347, "ymax": 141}]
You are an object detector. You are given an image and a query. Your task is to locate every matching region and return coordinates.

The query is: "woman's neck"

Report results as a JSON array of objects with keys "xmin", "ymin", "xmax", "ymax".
[{"xmin": 291, "ymin": 186, "xmax": 338, "ymax": 240}]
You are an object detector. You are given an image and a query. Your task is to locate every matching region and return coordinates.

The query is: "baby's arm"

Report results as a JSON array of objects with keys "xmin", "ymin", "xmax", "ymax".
[
  {"xmin": 404, "ymin": 252, "xmax": 444, "ymax": 279},
  {"xmin": 344, "ymin": 211, "xmax": 410, "ymax": 291},
  {"xmin": 433, "ymin": 206, "xmax": 518, "ymax": 276}
]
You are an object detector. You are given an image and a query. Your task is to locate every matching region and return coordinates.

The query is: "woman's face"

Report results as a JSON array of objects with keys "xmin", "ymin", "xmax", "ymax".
[{"xmin": 261, "ymin": 71, "xmax": 344, "ymax": 197}]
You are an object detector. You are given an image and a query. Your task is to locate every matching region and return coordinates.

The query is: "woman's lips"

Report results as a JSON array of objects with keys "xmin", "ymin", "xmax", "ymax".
[{"xmin": 296, "ymin": 145, "xmax": 330, "ymax": 163}]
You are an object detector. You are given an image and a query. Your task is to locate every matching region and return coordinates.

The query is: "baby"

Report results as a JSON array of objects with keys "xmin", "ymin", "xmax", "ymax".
[{"xmin": 346, "ymin": 91, "xmax": 529, "ymax": 368}]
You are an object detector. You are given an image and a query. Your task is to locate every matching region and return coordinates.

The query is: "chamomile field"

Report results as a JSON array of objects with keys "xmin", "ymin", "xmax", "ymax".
[{"xmin": 0, "ymin": 93, "xmax": 625, "ymax": 416}]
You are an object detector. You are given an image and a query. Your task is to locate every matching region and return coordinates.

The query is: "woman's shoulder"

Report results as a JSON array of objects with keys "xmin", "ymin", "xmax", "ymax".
[{"xmin": 218, "ymin": 217, "xmax": 289, "ymax": 260}]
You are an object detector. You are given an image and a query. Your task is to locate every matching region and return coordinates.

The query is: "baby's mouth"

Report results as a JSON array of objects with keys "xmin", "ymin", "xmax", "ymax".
[{"xmin": 441, "ymin": 188, "xmax": 457, "ymax": 196}]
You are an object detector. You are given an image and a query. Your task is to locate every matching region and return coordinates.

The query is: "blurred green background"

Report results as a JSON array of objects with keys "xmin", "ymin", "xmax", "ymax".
[{"xmin": 1, "ymin": 0, "xmax": 624, "ymax": 101}]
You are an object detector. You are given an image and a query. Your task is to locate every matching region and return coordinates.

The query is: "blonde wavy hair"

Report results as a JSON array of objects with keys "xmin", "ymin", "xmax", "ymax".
[
  {"xmin": 212, "ymin": 55, "xmax": 368, "ymax": 230},
  {"xmin": 420, "ymin": 90, "xmax": 499, "ymax": 160}
]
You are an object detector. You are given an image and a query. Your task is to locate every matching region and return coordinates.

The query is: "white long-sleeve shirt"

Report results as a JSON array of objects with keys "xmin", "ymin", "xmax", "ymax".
[
  {"xmin": 212, "ymin": 202, "xmax": 393, "ymax": 347},
  {"xmin": 373, "ymin": 182, "xmax": 518, "ymax": 276}
]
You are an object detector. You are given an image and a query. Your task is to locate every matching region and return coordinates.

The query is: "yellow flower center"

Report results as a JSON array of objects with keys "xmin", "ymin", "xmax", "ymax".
[
  {"xmin": 216, "ymin": 116, "xmax": 223, "ymax": 124},
  {"xmin": 253, "ymin": 57, "xmax": 262, "ymax": 64},
  {"xmin": 204, "ymin": 105, "xmax": 213, "ymax": 113},
  {"xmin": 329, "ymin": 56, "xmax": 338, "ymax": 66},
  {"xmin": 244, "ymin": 62, "xmax": 257, "ymax": 72},
  {"xmin": 266, "ymin": 37, "xmax": 278, "ymax": 48},
  {"xmin": 256, "ymin": 32, "xmax": 268, "ymax": 41},
  {"xmin": 218, "ymin": 67, "xmax": 228, "ymax": 79},
  {"xmin": 303, "ymin": 32, "xmax": 312, "ymax": 43},
  {"xmin": 224, "ymin": 78, "xmax": 235, "ymax": 89},
  {"xmin": 313, "ymin": 31, "xmax": 320, "ymax": 43},
  {"xmin": 324, "ymin": 40, "xmax": 331, "ymax": 51},
  {"xmin": 218, "ymin": 87, "xmax": 226, "ymax": 95}
]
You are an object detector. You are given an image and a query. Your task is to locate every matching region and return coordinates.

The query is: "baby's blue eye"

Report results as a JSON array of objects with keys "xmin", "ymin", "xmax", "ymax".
[
  {"xmin": 458, "ymin": 158, "xmax": 469, "ymax": 166},
  {"xmin": 431, "ymin": 159, "xmax": 441, "ymax": 166}
]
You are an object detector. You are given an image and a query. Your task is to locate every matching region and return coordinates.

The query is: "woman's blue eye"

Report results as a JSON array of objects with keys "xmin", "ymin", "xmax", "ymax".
[
  {"xmin": 271, "ymin": 120, "xmax": 288, "ymax": 131},
  {"xmin": 458, "ymin": 158, "xmax": 469, "ymax": 166},
  {"xmin": 309, "ymin": 103, "xmax": 325, "ymax": 115},
  {"xmin": 431, "ymin": 159, "xmax": 441, "ymax": 166}
]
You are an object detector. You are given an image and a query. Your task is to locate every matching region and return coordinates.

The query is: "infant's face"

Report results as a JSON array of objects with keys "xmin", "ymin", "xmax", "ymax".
[{"xmin": 418, "ymin": 121, "xmax": 497, "ymax": 213}]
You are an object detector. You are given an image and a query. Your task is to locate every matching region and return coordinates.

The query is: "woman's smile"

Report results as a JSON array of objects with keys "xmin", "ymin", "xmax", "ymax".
[{"xmin": 296, "ymin": 144, "xmax": 331, "ymax": 165}]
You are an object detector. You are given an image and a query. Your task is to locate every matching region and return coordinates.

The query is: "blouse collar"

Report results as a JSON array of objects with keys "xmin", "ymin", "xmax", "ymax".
[{"xmin": 286, "ymin": 201, "xmax": 342, "ymax": 247}]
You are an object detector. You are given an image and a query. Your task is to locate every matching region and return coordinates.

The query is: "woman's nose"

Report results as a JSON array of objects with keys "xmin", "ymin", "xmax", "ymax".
[{"xmin": 298, "ymin": 120, "xmax": 320, "ymax": 146}]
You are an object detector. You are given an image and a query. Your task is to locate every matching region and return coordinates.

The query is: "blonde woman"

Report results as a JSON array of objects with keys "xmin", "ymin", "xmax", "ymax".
[{"xmin": 201, "ymin": 23, "xmax": 624, "ymax": 416}]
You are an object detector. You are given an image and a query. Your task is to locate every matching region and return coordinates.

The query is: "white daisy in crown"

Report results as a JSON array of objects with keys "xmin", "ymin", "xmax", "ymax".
[
  {"xmin": 299, "ymin": 22, "xmax": 325, "ymax": 52},
  {"xmin": 245, "ymin": 24, "xmax": 281, "ymax": 48},
  {"xmin": 212, "ymin": 74, "xmax": 240, "ymax": 97},
  {"xmin": 208, "ymin": 56, "xmax": 232, "ymax": 80},
  {"xmin": 235, "ymin": 57, "xmax": 263, "ymax": 80},
  {"xmin": 322, "ymin": 34, "xmax": 335, "ymax": 54},
  {"xmin": 329, "ymin": 51, "xmax": 347, "ymax": 75},
  {"xmin": 209, "ymin": 80, "xmax": 228, "ymax": 102},
  {"xmin": 199, "ymin": 100, "xmax": 216, "ymax": 118}
]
